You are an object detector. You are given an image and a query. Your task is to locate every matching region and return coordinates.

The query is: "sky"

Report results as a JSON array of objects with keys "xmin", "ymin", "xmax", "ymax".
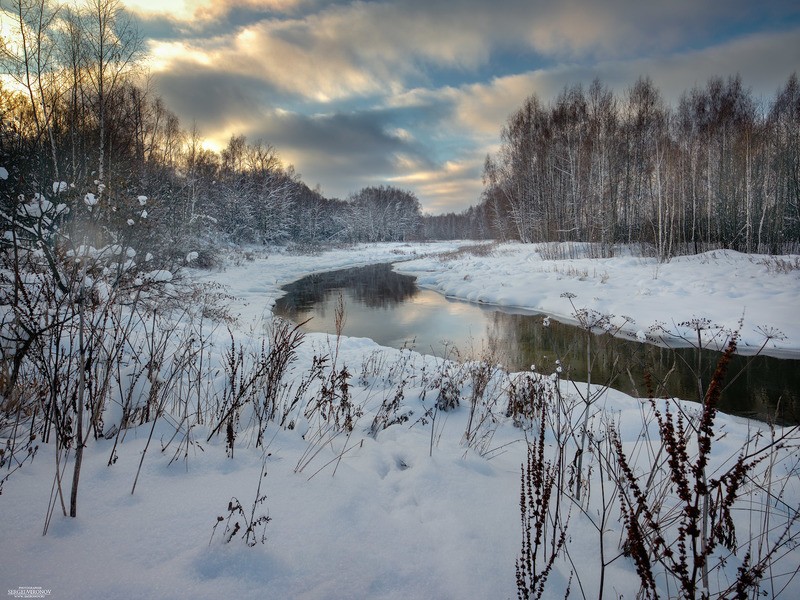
[{"xmin": 122, "ymin": 0, "xmax": 800, "ymax": 214}]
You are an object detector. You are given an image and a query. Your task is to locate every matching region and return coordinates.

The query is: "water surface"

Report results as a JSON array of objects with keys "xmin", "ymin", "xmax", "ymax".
[{"xmin": 273, "ymin": 264, "xmax": 800, "ymax": 424}]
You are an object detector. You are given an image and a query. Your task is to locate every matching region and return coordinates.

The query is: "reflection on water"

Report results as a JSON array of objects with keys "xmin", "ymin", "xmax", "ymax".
[
  {"xmin": 273, "ymin": 264, "xmax": 800, "ymax": 424},
  {"xmin": 274, "ymin": 264, "xmax": 488, "ymax": 352},
  {"xmin": 275, "ymin": 264, "xmax": 417, "ymax": 312}
]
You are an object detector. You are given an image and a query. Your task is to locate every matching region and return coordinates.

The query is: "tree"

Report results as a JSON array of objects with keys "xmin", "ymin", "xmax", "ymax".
[
  {"xmin": 482, "ymin": 73, "xmax": 800, "ymax": 255},
  {"xmin": 81, "ymin": 0, "xmax": 142, "ymax": 185},
  {"xmin": 0, "ymin": 0, "xmax": 62, "ymax": 180},
  {"xmin": 343, "ymin": 186, "xmax": 421, "ymax": 242},
  {"xmin": 766, "ymin": 74, "xmax": 800, "ymax": 251}
]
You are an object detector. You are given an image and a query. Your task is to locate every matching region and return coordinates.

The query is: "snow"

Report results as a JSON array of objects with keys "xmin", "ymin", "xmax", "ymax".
[
  {"xmin": 18, "ymin": 195, "xmax": 54, "ymax": 219},
  {"xmin": 144, "ymin": 269, "xmax": 173, "ymax": 283},
  {"xmin": 0, "ymin": 241, "xmax": 798, "ymax": 599},
  {"xmin": 395, "ymin": 242, "xmax": 800, "ymax": 357}
]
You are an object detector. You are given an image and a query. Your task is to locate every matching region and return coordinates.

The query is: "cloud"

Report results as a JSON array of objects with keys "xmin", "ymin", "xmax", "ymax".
[
  {"xmin": 617, "ymin": 27, "xmax": 800, "ymax": 103},
  {"xmin": 446, "ymin": 25, "xmax": 800, "ymax": 138},
  {"xmin": 166, "ymin": 2, "xmax": 495, "ymax": 102},
  {"xmin": 151, "ymin": 60, "xmax": 276, "ymax": 133},
  {"xmin": 145, "ymin": 0, "xmax": 799, "ymax": 104},
  {"xmin": 388, "ymin": 159, "xmax": 484, "ymax": 214},
  {"xmin": 236, "ymin": 109, "xmax": 438, "ymax": 198},
  {"xmin": 192, "ymin": 0, "xmax": 311, "ymax": 20},
  {"xmin": 123, "ymin": 11, "xmax": 187, "ymax": 41},
  {"xmin": 123, "ymin": 0, "xmax": 311, "ymax": 23}
]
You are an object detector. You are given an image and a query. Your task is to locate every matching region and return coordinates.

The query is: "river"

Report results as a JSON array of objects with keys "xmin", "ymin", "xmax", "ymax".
[{"xmin": 273, "ymin": 263, "xmax": 800, "ymax": 424}]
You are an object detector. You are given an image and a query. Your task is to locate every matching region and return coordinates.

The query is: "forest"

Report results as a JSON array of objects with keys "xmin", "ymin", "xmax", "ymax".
[{"xmin": 482, "ymin": 75, "xmax": 800, "ymax": 259}]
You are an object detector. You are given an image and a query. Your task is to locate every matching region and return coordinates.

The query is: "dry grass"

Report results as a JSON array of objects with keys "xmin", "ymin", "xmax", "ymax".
[{"xmin": 436, "ymin": 242, "xmax": 499, "ymax": 262}]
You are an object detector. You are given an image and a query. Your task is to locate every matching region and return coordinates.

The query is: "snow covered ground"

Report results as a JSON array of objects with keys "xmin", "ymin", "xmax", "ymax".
[
  {"xmin": 1, "ymin": 241, "xmax": 798, "ymax": 600},
  {"xmin": 395, "ymin": 242, "xmax": 800, "ymax": 357}
]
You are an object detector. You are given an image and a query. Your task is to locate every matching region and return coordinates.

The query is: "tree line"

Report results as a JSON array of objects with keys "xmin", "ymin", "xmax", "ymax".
[
  {"xmin": 482, "ymin": 74, "xmax": 800, "ymax": 258},
  {"xmin": 0, "ymin": 0, "xmax": 455, "ymax": 262},
  {"xmin": 3, "ymin": 1, "xmax": 798, "ymax": 257}
]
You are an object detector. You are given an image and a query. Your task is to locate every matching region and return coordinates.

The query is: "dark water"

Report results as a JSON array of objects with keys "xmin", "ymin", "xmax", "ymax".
[{"xmin": 273, "ymin": 264, "xmax": 800, "ymax": 424}]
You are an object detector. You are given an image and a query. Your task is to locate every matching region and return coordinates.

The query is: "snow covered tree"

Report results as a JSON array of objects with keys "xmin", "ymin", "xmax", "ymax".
[
  {"xmin": 215, "ymin": 135, "xmax": 298, "ymax": 244},
  {"xmin": 343, "ymin": 186, "xmax": 422, "ymax": 242}
]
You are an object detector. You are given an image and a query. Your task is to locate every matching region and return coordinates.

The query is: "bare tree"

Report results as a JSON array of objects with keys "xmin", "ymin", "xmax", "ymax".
[
  {"xmin": 81, "ymin": 0, "xmax": 142, "ymax": 184},
  {"xmin": 482, "ymin": 73, "xmax": 800, "ymax": 255},
  {"xmin": 0, "ymin": 0, "xmax": 62, "ymax": 179}
]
